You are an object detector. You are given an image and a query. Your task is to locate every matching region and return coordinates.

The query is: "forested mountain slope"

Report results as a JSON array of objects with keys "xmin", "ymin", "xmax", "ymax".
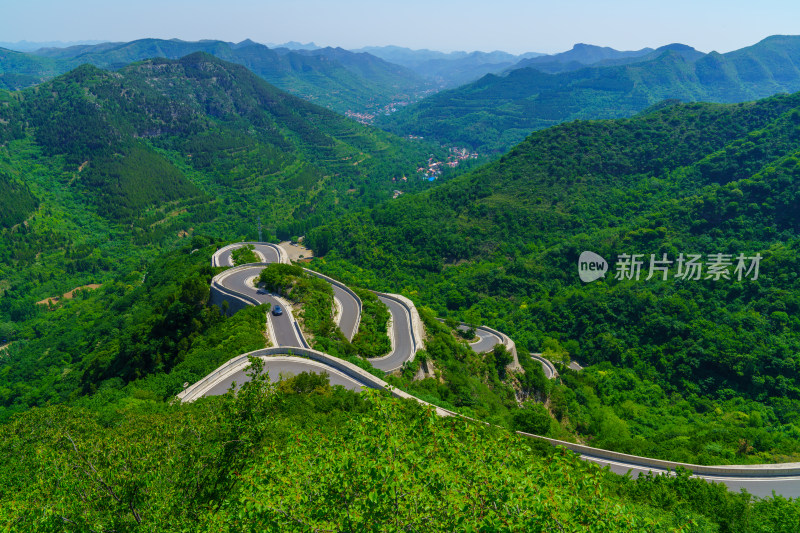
[
  {"xmin": 380, "ymin": 35, "xmax": 800, "ymax": 152},
  {"xmin": 0, "ymin": 170, "xmax": 37, "ymax": 228},
  {"xmin": 0, "ymin": 52, "xmax": 435, "ymax": 225},
  {"xmin": 0, "ymin": 52, "xmax": 440, "ymax": 330},
  {"xmin": 310, "ymin": 93, "xmax": 800, "ymax": 463}
]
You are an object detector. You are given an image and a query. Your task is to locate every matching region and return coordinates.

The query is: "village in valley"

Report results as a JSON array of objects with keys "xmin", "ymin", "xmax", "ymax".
[
  {"xmin": 345, "ymin": 100, "xmax": 411, "ymax": 125},
  {"xmin": 391, "ymin": 145, "xmax": 479, "ymax": 199},
  {"xmin": 416, "ymin": 146, "xmax": 479, "ymax": 180}
]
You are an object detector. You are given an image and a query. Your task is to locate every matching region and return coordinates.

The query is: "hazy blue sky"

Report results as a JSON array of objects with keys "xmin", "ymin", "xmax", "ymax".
[{"xmin": 2, "ymin": 0, "xmax": 798, "ymax": 54}]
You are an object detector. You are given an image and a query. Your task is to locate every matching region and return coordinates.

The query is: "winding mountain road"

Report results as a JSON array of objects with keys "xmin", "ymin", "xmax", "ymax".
[
  {"xmin": 189, "ymin": 242, "xmax": 800, "ymax": 499},
  {"xmin": 216, "ymin": 265, "xmax": 304, "ymax": 347},
  {"xmin": 213, "ymin": 242, "xmax": 282, "ymax": 267},
  {"xmin": 369, "ymin": 295, "xmax": 415, "ymax": 372}
]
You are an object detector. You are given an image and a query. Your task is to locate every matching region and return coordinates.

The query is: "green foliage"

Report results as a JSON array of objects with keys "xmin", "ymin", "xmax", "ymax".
[
  {"xmin": 491, "ymin": 343, "xmax": 513, "ymax": 379},
  {"xmin": 612, "ymin": 467, "xmax": 800, "ymax": 532},
  {"xmin": 257, "ymin": 263, "xmax": 305, "ymax": 294},
  {"xmin": 3, "ymin": 376, "xmax": 730, "ymax": 532},
  {"xmin": 214, "ymin": 391, "xmax": 667, "ymax": 532},
  {"xmin": 81, "ymin": 142, "xmax": 203, "ymax": 220},
  {"xmin": 0, "ymin": 170, "xmax": 37, "ymax": 228},
  {"xmin": 230, "ymin": 244, "xmax": 259, "ymax": 266},
  {"xmin": 513, "ymin": 401, "xmax": 553, "ymax": 435},
  {"xmin": 547, "ymin": 365, "xmax": 800, "ymax": 465},
  {"xmin": 387, "ymin": 307, "xmax": 521, "ymax": 426},
  {"xmin": 0, "ymin": 367, "xmax": 367, "ymax": 531},
  {"xmin": 350, "ymin": 287, "xmax": 391, "ymax": 358},
  {"xmin": 0, "ymin": 48, "xmax": 64, "ymax": 90}
]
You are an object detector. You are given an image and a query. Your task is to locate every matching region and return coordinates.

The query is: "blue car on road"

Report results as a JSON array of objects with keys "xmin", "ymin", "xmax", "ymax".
[{"xmin": 272, "ymin": 305, "xmax": 283, "ymax": 316}]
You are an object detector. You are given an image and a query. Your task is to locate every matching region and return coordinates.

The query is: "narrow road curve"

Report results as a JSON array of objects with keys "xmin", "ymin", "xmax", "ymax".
[
  {"xmin": 202, "ymin": 356, "xmax": 366, "ymax": 396},
  {"xmin": 467, "ymin": 326, "xmax": 501, "ymax": 354},
  {"xmin": 214, "ymin": 242, "xmax": 282, "ymax": 267},
  {"xmin": 368, "ymin": 295, "xmax": 414, "ymax": 372},
  {"xmin": 199, "ymin": 243, "xmax": 800, "ymax": 498},
  {"xmin": 304, "ymin": 271, "xmax": 360, "ymax": 342},
  {"xmin": 530, "ymin": 353, "xmax": 558, "ymax": 379},
  {"xmin": 334, "ymin": 285, "xmax": 359, "ymax": 341},
  {"xmin": 216, "ymin": 265, "xmax": 303, "ymax": 348}
]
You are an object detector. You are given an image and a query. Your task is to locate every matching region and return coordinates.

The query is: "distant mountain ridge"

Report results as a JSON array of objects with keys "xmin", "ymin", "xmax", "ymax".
[
  {"xmin": 2, "ymin": 38, "xmax": 432, "ymax": 113},
  {"xmin": 380, "ymin": 34, "xmax": 800, "ymax": 152},
  {"xmin": 510, "ymin": 43, "xmax": 655, "ymax": 73},
  {"xmin": 0, "ymin": 40, "xmax": 107, "ymax": 52},
  {"xmin": 354, "ymin": 46, "xmax": 545, "ymax": 87},
  {"xmin": 266, "ymin": 40, "xmax": 321, "ymax": 50}
]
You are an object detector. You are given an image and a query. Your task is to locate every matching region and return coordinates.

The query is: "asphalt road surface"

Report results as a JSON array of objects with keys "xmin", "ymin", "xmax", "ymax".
[
  {"xmin": 216, "ymin": 243, "xmax": 280, "ymax": 267},
  {"xmin": 332, "ymin": 284, "xmax": 359, "ymax": 341},
  {"xmin": 468, "ymin": 326, "xmax": 501, "ymax": 353},
  {"xmin": 217, "ymin": 266, "xmax": 303, "ymax": 348},
  {"xmin": 368, "ymin": 296, "xmax": 414, "ymax": 372},
  {"xmin": 581, "ymin": 454, "xmax": 800, "ymax": 499},
  {"xmin": 202, "ymin": 357, "xmax": 368, "ymax": 396}
]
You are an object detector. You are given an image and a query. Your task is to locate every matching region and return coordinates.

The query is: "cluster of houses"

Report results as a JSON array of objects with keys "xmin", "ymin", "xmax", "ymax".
[
  {"xmin": 388, "ymin": 146, "xmax": 480, "ymax": 199},
  {"xmin": 345, "ymin": 110, "xmax": 376, "ymax": 124},
  {"xmin": 345, "ymin": 100, "xmax": 413, "ymax": 125},
  {"xmin": 416, "ymin": 147, "xmax": 479, "ymax": 180}
]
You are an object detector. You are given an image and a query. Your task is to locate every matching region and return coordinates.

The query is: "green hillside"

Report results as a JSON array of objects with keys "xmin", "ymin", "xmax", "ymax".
[
  {"xmin": 309, "ymin": 93, "xmax": 800, "ymax": 464},
  {"xmin": 0, "ymin": 47, "xmax": 64, "ymax": 90},
  {"xmin": 0, "ymin": 52, "xmax": 438, "ymax": 225},
  {"xmin": 380, "ymin": 35, "xmax": 800, "ymax": 152},
  {"xmin": 22, "ymin": 38, "xmax": 431, "ymax": 113}
]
